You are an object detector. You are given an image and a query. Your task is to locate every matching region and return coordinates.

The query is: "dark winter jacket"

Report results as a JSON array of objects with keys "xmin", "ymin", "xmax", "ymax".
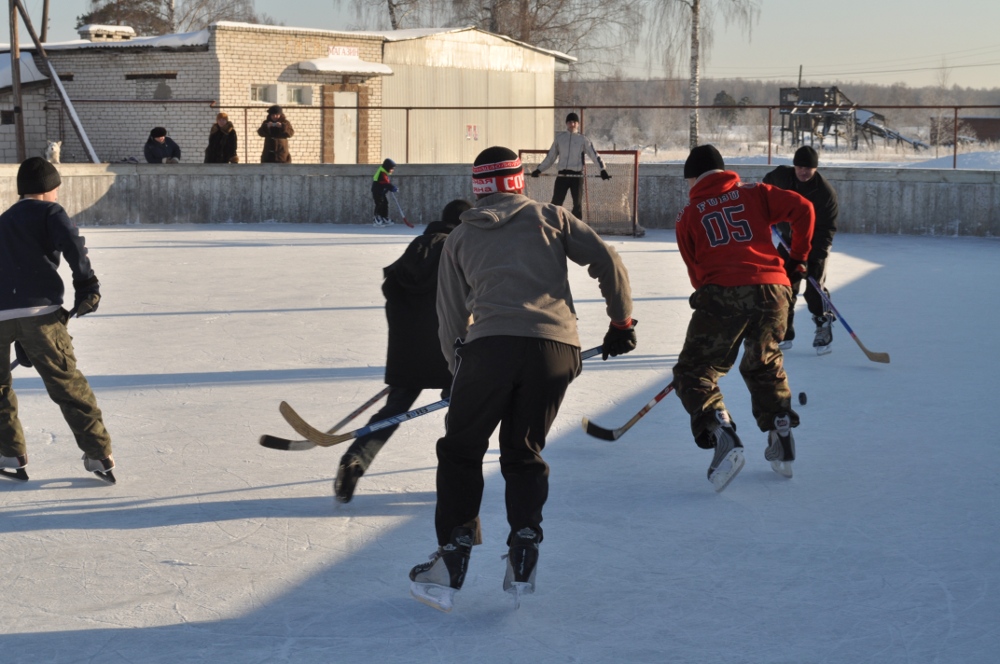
[
  {"xmin": 0, "ymin": 199, "xmax": 96, "ymax": 312},
  {"xmin": 257, "ymin": 115, "xmax": 294, "ymax": 163},
  {"xmin": 204, "ymin": 122, "xmax": 239, "ymax": 163},
  {"xmin": 763, "ymin": 165, "xmax": 838, "ymax": 261},
  {"xmin": 381, "ymin": 220, "xmax": 456, "ymax": 389},
  {"xmin": 371, "ymin": 165, "xmax": 397, "ymax": 198},
  {"xmin": 144, "ymin": 136, "xmax": 182, "ymax": 164}
]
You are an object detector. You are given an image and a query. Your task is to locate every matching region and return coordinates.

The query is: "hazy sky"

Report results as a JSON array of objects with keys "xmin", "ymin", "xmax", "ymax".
[{"xmin": 6, "ymin": 0, "xmax": 1000, "ymax": 89}]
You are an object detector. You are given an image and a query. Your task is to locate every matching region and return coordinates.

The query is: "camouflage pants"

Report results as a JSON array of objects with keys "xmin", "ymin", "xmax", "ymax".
[
  {"xmin": 672, "ymin": 284, "xmax": 799, "ymax": 445},
  {"xmin": 0, "ymin": 309, "xmax": 112, "ymax": 460}
]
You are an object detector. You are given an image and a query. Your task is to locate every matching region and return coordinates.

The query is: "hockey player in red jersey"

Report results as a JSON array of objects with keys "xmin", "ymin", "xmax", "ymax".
[{"xmin": 673, "ymin": 144, "xmax": 814, "ymax": 491}]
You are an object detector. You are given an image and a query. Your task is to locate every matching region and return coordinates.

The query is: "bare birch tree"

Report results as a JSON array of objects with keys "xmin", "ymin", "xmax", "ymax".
[
  {"xmin": 77, "ymin": 0, "xmax": 274, "ymax": 35},
  {"xmin": 641, "ymin": 0, "xmax": 760, "ymax": 148}
]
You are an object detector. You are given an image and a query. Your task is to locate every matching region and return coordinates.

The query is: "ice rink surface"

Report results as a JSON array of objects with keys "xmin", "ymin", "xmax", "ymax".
[{"xmin": 1, "ymin": 223, "xmax": 998, "ymax": 663}]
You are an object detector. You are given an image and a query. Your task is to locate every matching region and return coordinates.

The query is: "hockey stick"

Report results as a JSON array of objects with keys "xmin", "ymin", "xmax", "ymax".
[
  {"xmin": 259, "ymin": 386, "xmax": 391, "ymax": 451},
  {"xmin": 389, "ymin": 192, "xmax": 415, "ymax": 228},
  {"xmin": 282, "ymin": 345, "xmax": 605, "ymax": 447},
  {"xmin": 581, "ymin": 382, "xmax": 675, "ymax": 441},
  {"xmin": 771, "ymin": 229, "xmax": 890, "ymax": 364}
]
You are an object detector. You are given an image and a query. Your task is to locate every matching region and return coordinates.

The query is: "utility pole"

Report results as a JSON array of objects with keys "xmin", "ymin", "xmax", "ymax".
[
  {"xmin": 8, "ymin": 0, "xmax": 26, "ymax": 161},
  {"xmin": 40, "ymin": 0, "xmax": 49, "ymax": 42}
]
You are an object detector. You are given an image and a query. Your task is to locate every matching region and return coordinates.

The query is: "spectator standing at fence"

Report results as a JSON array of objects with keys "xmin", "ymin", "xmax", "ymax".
[
  {"xmin": 144, "ymin": 127, "xmax": 181, "ymax": 164},
  {"xmin": 0, "ymin": 158, "xmax": 116, "ymax": 484},
  {"xmin": 371, "ymin": 158, "xmax": 397, "ymax": 227},
  {"xmin": 258, "ymin": 105, "xmax": 294, "ymax": 163},
  {"xmin": 763, "ymin": 145, "xmax": 839, "ymax": 354},
  {"xmin": 530, "ymin": 112, "xmax": 611, "ymax": 220},
  {"xmin": 204, "ymin": 112, "xmax": 239, "ymax": 164}
]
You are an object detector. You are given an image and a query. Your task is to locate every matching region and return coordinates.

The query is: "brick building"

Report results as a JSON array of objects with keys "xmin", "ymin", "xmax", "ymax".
[{"xmin": 0, "ymin": 22, "xmax": 571, "ymax": 164}]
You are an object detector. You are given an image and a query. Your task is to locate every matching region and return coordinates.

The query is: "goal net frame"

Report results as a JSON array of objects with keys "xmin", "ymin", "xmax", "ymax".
[{"xmin": 518, "ymin": 149, "xmax": 640, "ymax": 236}]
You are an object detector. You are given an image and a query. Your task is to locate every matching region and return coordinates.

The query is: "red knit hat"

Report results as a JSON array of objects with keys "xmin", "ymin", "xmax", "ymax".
[{"xmin": 472, "ymin": 146, "xmax": 524, "ymax": 196}]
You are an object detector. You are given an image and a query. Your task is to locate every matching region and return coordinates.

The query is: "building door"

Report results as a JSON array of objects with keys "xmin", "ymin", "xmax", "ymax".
[{"xmin": 333, "ymin": 90, "xmax": 358, "ymax": 164}]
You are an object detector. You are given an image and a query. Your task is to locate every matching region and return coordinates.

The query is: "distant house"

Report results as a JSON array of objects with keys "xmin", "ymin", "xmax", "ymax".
[{"xmin": 0, "ymin": 22, "xmax": 574, "ymax": 164}]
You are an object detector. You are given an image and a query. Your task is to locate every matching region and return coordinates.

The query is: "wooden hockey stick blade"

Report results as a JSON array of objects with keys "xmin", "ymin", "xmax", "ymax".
[
  {"xmin": 280, "ymin": 401, "xmax": 358, "ymax": 447},
  {"xmin": 581, "ymin": 383, "xmax": 675, "ymax": 442},
  {"xmin": 259, "ymin": 386, "xmax": 390, "ymax": 451},
  {"xmin": 851, "ymin": 334, "xmax": 890, "ymax": 364}
]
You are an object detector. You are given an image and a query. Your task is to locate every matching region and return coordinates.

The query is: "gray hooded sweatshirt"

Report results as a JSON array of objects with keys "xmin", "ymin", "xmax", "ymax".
[{"xmin": 436, "ymin": 192, "xmax": 632, "ymax": 372}]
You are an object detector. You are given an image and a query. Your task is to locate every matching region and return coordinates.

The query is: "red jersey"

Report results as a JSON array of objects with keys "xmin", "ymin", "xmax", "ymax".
[{"xmin": 675, "ymin": 171, "xmax": 814, "ymax": 289}]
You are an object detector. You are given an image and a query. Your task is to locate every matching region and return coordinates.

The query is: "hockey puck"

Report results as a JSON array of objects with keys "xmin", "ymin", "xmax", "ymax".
[{"xmin": 798, "ymin": 392, "xmax": 807, "ymax": 406}]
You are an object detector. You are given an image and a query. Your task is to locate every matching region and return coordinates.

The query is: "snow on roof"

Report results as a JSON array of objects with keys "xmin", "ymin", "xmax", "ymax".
[
  {"xmin": 297, "ymin": 55, "xmax": 393, "ymax": 76},
  {"xmin": 0, "ymin": 51, "xmax": 47, "ymax": 89},
  {"xmin": 1, "ymin": 29, "xmax": 210, "ymax": 52}
]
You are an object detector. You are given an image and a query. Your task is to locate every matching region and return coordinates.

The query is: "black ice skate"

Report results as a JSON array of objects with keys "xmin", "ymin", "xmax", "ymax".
[
  {"xmin": 83, "ymin": 454, "xmax": 116, "ymax": 484},
  {"xmin": 813, "ymin": 314, "xmax": 834, "ymax": 355},
  {"xmin": 0, "ymin": 452, "xmax": 28, "ymax": 481},
  {"xmin": 765, "ymin": 413, "xmax": 796, "ymax": 478},
  {"xmin": 334, "ymin": 455, "xmax": 363, "ymax": 504},
  {"xmin": 502, "ymin": 527, "xmax": 540, "ymax": 609},
  {"xmin": 409, "ymin": 526, "xmax": 474, "ymax": 612},
  {"xmin": 706, "ymin": 410, "xmax": 745, "ymax": 492}
]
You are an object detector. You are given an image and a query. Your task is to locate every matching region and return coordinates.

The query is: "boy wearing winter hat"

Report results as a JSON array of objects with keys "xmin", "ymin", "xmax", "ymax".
[
  {"xmin": 673, "ymin": 144, "xmax": 813, "ymax": 492},
  {"xmin": 530, "ymin": 111, "xmax": 611, "ymax": 220},
  {"xmin": 371, "ymin": 158, "xmax": 398, "ymax": 227},
  {"xmin": 408, "ymin": 145, "xmax": 636, "ymax": 612},
  {"xmin": 0, "ymin": 158, "xmax": 116, "ymax": 483},
  {"xmin": 763, "ymin": 145, "xmax": 840, "ymax": 353}
]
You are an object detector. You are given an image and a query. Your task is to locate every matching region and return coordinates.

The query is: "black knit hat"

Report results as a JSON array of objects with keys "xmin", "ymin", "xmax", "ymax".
[
  {"xmin": 472, "ymin": 146, "xmax": 524, "ymax": 196},
  {"xmin": 150, "ymin": 126, "xmax": 167, "ymax": 138},
  {"xmin": 566, "ymin": 112, "xmax": 580, "ymax": 123},
  {"xmin": 441, "ymin": 199, "xmax": 472, "ymax": 229},
  {"xmin": 793, "ymin": 145, "xmax": 819, "ymax": 168},
  {"xmin": 683, "ymin": 144, "xmax": 725, "ymax": 179},
  {"xmin": 267, "ymin": 105, "xmax": 283, "ymax": 116},
  {"xmin": 17, "ymin": 157, "xmax": 62, "ymax": 195},
  {"xmin": 382, "ymin": 158, "xmax": 396, "ymax": 170}
]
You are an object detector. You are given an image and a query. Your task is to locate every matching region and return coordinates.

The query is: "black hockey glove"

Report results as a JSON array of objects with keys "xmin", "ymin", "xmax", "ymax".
[
  {"xmin": 73, "ymin": 275, "xmax": 102, "ymax": 317},
  {"xmin": 602, "ymin": 318, "xmax": 637, "ymax": 361},
  {"xmin": 530, "ymin": 169, "xmax": 541, "ymax": 178},
  {"xmin": 785, "ymin": 259, "xmax": 807, "ymax": 292},
  {"xmin": 13, "ymin": 341, "xmax": 32, "ymax": 368},
  {"xmin": 600, "ymin": 170, "xmax": 611, "ymax": 180}
]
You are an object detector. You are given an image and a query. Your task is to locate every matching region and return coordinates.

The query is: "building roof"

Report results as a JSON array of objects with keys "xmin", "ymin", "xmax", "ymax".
[
  {"xmin": 0, "ymin": 52, "xmax": 47, "ymax": 89},
  {"xmin": 1, "ymin": 23, "xmax": 575, "ymax": 64},
  {"xmin": 297, "ymin": 55, "xmax": 393, "ymax": 76}
]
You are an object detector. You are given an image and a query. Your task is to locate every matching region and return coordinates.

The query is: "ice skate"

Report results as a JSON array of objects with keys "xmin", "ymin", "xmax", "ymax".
[
  {"xmin": 778, "ymin": 322, "xmax": 794, "ymax": 351},
  {"xmin": 502, "ymin": 527, "xmax": 539, "ymax": 609},
  {"xmin": 813, "ymin": 314, "xmax": 833, "ymax": 355},
  {"xmin": 0, "ymin": 452, "xmax": 28, "ymax": 481},
  {"xmin": 765, "ymin": 413, "xmax": 796, "ymax": 478},
  {"xmin": 706, "ymin": 411, "xmax": 744, "ymax": 492},
  {"xmin": 83, "ymin": 454, "xmax": 116, "ymax": 484},
  {"xmin": 334, "ymin": 455, "xmax": 363, "ymax": 504},
  {"xmin": 409, "ymin": 526, "xmax": 473, "ymax": 612}
]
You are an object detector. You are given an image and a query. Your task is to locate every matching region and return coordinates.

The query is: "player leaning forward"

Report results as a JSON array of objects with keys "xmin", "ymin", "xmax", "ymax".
[
  {"xmin": 0, "ymin": 158, "xmax": 115, "ymax": 483},
  {"xmin": 409, "ymin": 146, "xmax": 637, "ymax": 611},
  {"xmin": 673, "ymin": 145, "xmax": 813, "ymax": 491}
]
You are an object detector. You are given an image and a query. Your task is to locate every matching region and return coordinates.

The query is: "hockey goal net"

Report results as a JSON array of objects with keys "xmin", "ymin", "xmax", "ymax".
[{"xmin": 518, "ymin": 149, "xmax": 640, "ymax": 236}]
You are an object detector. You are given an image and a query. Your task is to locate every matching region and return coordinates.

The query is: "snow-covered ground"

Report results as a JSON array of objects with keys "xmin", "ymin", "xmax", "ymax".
[{"xmin": 2, "ymin": 223, "xmax": 998, "ymax": 663}]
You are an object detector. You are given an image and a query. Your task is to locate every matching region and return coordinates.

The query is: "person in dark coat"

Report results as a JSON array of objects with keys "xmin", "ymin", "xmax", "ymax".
[
  {"xmin": 204, "ymin": 112, "xmax": 239, "ymax": 163},
  {"xmin": 763, "ymin": 145, "xmax": 839, "ymax": 353},
  {"xmin": 0, "ymin": 158, "xmax": 116, "ymax": 483},
  {"xmin": 257, "ymin": 105, "xmax": 294, "ymax": 163},
  {"xmin": 144, "ymin": 127, "xmax": 181, "ymax": 163},
  {"xmin": 334, "ymin": 199, "xmax": 473, "ymax": 504}
]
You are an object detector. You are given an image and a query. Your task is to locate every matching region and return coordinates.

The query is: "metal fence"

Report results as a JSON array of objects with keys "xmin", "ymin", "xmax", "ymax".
[{"xmin": 47, "ymin": 100, "xmax": 1000, "ymax": 168}]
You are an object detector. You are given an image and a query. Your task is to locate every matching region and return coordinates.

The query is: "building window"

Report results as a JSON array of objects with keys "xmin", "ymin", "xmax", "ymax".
[
  {"xmin": 250, "ymin": 85, "xmax": 276, "ymax": 103},
  {"xmin": 286, "ymin": 85, "xmax": 312, "ymax": 105},
  {"xmin": 1, "ymin": 110, "xmax": 14, "ymax": 125}
]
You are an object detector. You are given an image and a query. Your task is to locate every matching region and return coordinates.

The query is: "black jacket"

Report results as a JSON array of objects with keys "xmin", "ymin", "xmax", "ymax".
[
  {"xmin": 204, "ymin": 122, "xmax": 239, "ymax": 163},
  {"xmin": 144, "ymin": 136, "xmax": 182, "ymax": 164},
  {"xmin": 0, "ymin": 199, "xmax": 95, "ymax": 311},
  {"xmin": 763, "ymin": 165, "xmax": 838, "ymax": 260},
  {"xmin": 381, "ymin": 220, "xmax": 456, "ymax": 389}
]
